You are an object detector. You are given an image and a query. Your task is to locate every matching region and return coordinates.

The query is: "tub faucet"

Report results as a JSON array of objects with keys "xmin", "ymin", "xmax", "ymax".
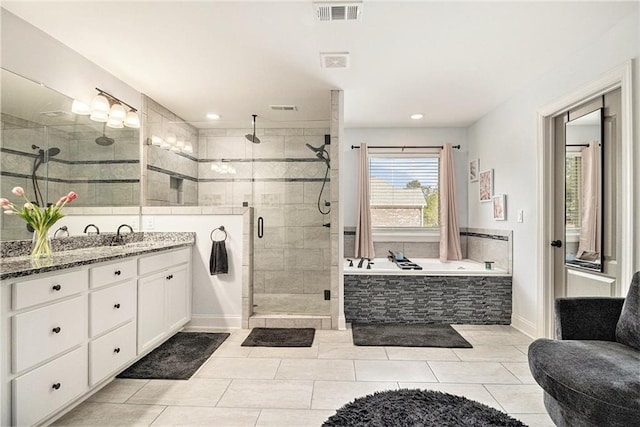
[{"xmin": 83, "ymin": 224, "xmax": 100, "ymax": 234}]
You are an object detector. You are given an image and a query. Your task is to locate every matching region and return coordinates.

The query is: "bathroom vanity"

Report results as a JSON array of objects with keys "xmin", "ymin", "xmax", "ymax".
[{"xmin": 0, "ymin": 233, "xmax": 195, "ymax": 426}]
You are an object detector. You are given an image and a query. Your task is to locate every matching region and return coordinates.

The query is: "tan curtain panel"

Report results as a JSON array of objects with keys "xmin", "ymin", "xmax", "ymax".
[
  {"xmin": 439, "ymin": 143, "xmax": 462, "ymax": 261},
  {"xmin": 355, "ymin": 143, "xmax": 375, "ymax": 259},
  {"xmin": 577, "ymin": 142, "xmax": 600, "ymax": 259}
]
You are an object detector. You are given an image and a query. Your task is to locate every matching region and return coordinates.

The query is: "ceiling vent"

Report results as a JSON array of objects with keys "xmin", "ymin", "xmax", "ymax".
[
  {"xmin": 320, "ymin": 52, "xmax": 350, "ymax": 69},
  {"xmin": 314, "ymin": 1, "xmax": 362, "ymax": 22},
  {"xmin": 270, "ymin": 105, "xmax": 298, "ymax": 111}
]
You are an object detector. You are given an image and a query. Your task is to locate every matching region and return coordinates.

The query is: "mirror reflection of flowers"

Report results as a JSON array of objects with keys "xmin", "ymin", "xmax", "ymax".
[{"xmin": 1, "ymin": 187, "xmax": 77, "ymax": 257}]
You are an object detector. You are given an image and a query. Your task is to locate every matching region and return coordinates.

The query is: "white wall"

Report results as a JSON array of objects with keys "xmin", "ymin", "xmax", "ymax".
[
  {"xmin": 467, "ymin": 9, "xmax": 639, "ymax": 336},
  {"xmin": 142, "ymin": 214, "xmax": 244, "ymax": 329},
  {"xmin": 0, "ymin": 9, "xmax": 140, "ymax": 109},
  {"xmin": 343, "ymin": 128, "xmax": 468, "ymax": 228}
]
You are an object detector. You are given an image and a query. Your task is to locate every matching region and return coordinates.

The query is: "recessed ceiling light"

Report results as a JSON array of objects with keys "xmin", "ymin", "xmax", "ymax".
[
  {"xmin": 206, "ymin": 113, "xmax": 221, "ymax": 120},
  {"xmin": 410, "ymin": 113, "xmax": 424, "ymax": 120}
]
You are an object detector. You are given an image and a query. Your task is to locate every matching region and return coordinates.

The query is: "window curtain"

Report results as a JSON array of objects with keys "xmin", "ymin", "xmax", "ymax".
[
  {"xmin": 577, "ymin": 142, "xmax": 600, "ymax": 258},
  {"xmin": 439, "ymin": 143, "xmax": 462, "ymax": 262},
  {"xmin": 355, "ymin": 143, "xmax": 375, "ymax": 259}
]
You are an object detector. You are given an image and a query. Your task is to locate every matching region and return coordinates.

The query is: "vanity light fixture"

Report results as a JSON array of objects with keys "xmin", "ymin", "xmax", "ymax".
[
  {"xmin": 410, "ymin": 113, "xmax": 424, "ymax": 120},
  {"xmin": 149, "ymin": 133, "xmax": 193, "ymax": 154},
  {"xmin": 73, "ymin": 88, "xmax": 140, "ymax": 129},
  {"xmin": 150, "ymin": 135, "xmax": 163, "ymax": 146}
]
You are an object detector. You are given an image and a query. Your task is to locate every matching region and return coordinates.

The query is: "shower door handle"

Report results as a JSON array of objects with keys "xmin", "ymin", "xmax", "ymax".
[{"xmin": 257, "ymin": 217, "xmax": 264, "ymax": 239}]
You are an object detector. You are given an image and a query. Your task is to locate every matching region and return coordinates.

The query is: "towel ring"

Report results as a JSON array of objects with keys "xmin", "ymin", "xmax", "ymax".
[{"xmin": 210, "ymin": 226, "xmax": 227, "ymax": 242}]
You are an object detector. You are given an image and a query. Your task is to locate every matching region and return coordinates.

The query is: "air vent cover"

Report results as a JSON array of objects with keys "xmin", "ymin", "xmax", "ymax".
[
  {"xmin": 270, "ymin": 105, "xmax": 298, "ymax": 111},
  {"xmin": 314, "ymin": 1, "xmax": 362, "ymax": 22},
  {"xmin": 320, "ymin": 52, "xmax": 350, "ymax": 69}
]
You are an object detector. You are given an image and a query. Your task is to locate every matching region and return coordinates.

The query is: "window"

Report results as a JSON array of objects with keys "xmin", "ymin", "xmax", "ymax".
[
  {"xmin": 369, "ymin": 155, "xmax": 439, "ymax": 229},
  {"xmin": 565, "ymin": 154, "xmax": 582, "ymax": 229}
]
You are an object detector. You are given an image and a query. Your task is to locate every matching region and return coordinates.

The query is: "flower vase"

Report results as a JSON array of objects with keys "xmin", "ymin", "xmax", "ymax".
[{"xmin": 31, "ymin": 228, "xmax": 53, "ymax": 258}]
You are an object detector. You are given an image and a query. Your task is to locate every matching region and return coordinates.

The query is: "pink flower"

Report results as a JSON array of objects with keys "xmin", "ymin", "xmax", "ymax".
[
  {"xmin": 11, "ymin": 187, "xmax": 24, "ymax": 196},
  {"xmin": 66, "ymin": 191, "xmax": 78, "ymax": 202},
  {"xmin": 24, "ymin": 202, "xmax": 35, "ymax": 210},
  {"xmin": 57, "ymin": 196, "xmax": 67, "ymax": 205},
  {"xmin": 0, "ymin": 198, "xmax": 10, "ymax": 207}
]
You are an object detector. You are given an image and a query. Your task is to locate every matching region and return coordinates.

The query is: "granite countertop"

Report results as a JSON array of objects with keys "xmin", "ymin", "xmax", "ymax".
[{"xmin": 0, "ymin": 232, "xmax": 196, "ymax": 281}]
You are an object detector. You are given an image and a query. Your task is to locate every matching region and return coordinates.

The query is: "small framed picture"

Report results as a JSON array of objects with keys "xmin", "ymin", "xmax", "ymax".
[
  {"xmin": 469, "ymin": 159, "xmax": 479, "ymax": 182},
  {"xmin": 479, "ymin": 169, "xmax": 493, "ymax": 202},
  {"xmin": 492, "ymin": 194, "xmax": 506, "ymax": 220}
]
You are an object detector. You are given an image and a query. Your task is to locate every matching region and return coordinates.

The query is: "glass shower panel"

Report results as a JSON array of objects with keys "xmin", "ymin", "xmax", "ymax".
[{"xmin": 251, "ymin": 124, "xmax": 331, "ymax": 315}]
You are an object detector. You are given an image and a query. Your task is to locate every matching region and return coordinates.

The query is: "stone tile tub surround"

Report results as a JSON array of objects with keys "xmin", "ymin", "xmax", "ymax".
[
  {"xmin": 0, "ymin": 232, "xmax": 195, "ymax": 280},
  {"xmin": 344, "ymin": 227, "xmax": 512, "ymax": 273}
]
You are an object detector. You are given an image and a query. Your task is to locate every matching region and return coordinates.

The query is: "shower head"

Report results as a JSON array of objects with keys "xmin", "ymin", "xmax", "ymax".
[
  {"xmin": 245, "ymin": 114, "xmax": 261, "ymax": 144},
  {"xmin": 32, "ymin": 145, "xmax": 61, "ymax": 163},
  {"xmin": 96, "ymin": 123, "xmax": 115, "ymax": 146},
  {"xmin": 305, "ymin": 143, "xmax": 325, "ymax": 153}
]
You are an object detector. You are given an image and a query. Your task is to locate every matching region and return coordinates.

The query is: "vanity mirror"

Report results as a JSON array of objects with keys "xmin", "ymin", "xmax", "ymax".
[
  {"xmin": 564, "ymin": 108, "xmax": 603, "ymax": 271},
  {"xmin": 0, "ymin": 68, "xmax": 141, "ymax": 241}
]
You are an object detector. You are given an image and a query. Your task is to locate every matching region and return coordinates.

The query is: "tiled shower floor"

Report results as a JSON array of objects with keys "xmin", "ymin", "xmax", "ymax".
[{"xmin": 52, "ymin": 325, "xmax": 554, "ymax": 427}]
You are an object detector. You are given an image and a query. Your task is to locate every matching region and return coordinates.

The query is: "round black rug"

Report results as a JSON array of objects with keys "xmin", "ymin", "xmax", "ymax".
[{"xmin": 322, "ymin": 389, "xmax": 528, "ymax": 427}]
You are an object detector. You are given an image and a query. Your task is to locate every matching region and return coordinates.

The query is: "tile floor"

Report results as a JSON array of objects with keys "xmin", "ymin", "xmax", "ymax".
[{"xmin": 52, "ymin": 325, "xmax": 554, "ymax": 427}]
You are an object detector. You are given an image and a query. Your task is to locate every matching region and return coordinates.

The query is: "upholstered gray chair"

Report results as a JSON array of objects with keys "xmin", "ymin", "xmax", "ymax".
[{"xmin": 528, "ymin": 272, "xmax": 640, "ymax": 427}]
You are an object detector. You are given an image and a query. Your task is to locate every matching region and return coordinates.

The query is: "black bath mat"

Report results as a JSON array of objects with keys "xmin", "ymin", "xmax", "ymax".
[
  {"xmin": 352, "ymin": 323, "xmax": 472, "ymax": 348},
  {"xmin": 117, "ymin": 332, "xmax": 229, "ymax": 380},
  {"xmin": 241, "ymin": 327, "xmax": 315, "ymax": 347},
  {"xmin": 323, "ymin": 389, "xmax": 526, "ymax": 427}
]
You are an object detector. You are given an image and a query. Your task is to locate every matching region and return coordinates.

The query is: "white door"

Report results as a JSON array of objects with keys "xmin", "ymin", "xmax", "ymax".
[
  {"xmin": 165, "ymin": 265, "xmax": 189, "ymax": 332},
  {"xmin": 137, "ymin": 273, "xmax": 166, "ymax": 353}
]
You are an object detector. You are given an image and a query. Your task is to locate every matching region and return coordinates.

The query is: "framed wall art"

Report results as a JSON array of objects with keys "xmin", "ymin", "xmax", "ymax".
[
  {"xmin": 469, "ymin": 159, "xmax": 479, "ymax": 182},
  {"xmin": 492, "ymin": 194, "xmax": 506, "ymax": 220},
  {"xmin": 479, "ymin": 169, "xmax": 493, "ymax": 202}
]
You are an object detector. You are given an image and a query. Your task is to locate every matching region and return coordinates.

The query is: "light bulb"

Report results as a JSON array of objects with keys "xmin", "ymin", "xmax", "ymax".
[
  {"xmin": 151, "ymin": 135, "xmax": 163, "ymax": 146},
  {"xmin": 124, "ymin": 110, "xmax": 140, "ymax": 128},
  {"xmin": 90, "ymin": 110, "xmax": 109, "ymax": 122},
  {"xmin": 106, "ymin": 117, "xmax": 124, "ymax": 128},
  {"xmin": 166, "ymin": 134, "xmax": 177, "ymax": 144},
  {"xmin": 71, "ymin": 100, "xmax": 91, "ymax": 115},
  {"xmin": 109, "ymin": 103, "xmax": 126, "ymax": 121},
  {"xmin": 90, "ymin": 94, "xmax": 110, "ymax": 114}
]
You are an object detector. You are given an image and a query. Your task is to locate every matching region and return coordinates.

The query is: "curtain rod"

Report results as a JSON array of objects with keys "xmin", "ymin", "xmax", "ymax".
[{"xmin": 350, "ymin": 144, "xmax": 461, "ymax": 150}]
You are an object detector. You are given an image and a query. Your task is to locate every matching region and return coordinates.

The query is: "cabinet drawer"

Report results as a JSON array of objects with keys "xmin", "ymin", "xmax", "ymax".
[
  {"xmin": 89, "ymin": 321, "xmax": 136, "ymax": 386},
  {"xmin": 90, "ymin": 259, "xmax": 137, "ymax": 289},
  {"xmin": 139, "ymin": 247, "xmax": 190, "ymax": 276},
  {"xmin": 13, "ymin": 346, "xmax": 87, "ymax": 427},
  {"xmin": 90, "ymin": 280, "xmax": 136, "ymax": 337},
  {"xmin": 12, "ymin": 296, "xmax": 86, "ymax": 373},
  {"xmin": 12, "ymin": 269, "xmax": 87, "ymax": 310}
]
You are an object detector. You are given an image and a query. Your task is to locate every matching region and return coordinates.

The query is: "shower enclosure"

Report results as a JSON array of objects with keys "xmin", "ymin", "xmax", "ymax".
[{"xmin": 249, "ymin": 125, "xmax": 332, "ymax": 316}]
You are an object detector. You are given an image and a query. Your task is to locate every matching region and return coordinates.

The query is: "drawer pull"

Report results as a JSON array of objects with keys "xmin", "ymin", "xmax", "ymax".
[
  {"xmin": 52, "ymin": 327, "xmax": 61, "ymax": 334},
  {"xmin": 113, "ymin": 347, "xmax": 121, "ymax": 354},
  {"xmin": 52, "ymin": 383, "xmax": 61, "ymax": 390},
  {"xmin": 52, "ymin": 284, "xmax": 62, "ymax": 291},
  {"xmin": 114, "ymin": 270, "xmax": 121, "ymax": 276},
  {"xmin": 114, "ymin": 303, "xmax": 121, "ymax": 309}
]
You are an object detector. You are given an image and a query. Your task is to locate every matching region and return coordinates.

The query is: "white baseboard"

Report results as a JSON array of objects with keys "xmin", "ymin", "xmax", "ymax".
[
  {"xmin": 185, "ymin": 314, "xmax": 242, "ymax": 330},
  {"xmin": 511, "ymin": 315, "xmax": 537, "ymax": 338}
]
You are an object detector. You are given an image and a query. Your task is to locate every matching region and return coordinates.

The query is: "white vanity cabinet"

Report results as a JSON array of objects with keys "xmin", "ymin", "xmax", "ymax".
[
  {"xmin": 3, "ymin": 268, "xmax": 89, "ymax": 427},
  {"xmin": 1, "ymin": 244, "xmax": 193, "ymax": 426},
  {"xmin": 137, "ymin": 248, "xmax": 191, "ymax": 353}
]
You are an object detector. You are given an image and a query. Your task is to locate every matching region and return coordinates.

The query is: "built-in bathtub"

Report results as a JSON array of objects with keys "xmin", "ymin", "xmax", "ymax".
[
  {"xmin": 344, "ymin": 258, "xmax": 507, "ymax": 275},
  {"xmin": 344, "ymin": 258, "xmax": 512, "ymax": 325}
]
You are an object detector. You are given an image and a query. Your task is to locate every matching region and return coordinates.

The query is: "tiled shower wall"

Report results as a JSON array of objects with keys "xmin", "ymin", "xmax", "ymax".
[
  {"xmin": 143, "ymin": 96, "xmax": 199, "ymax": 206},
  {"xmin": 1, "ymin": 113, "xmax": 139, "ymax": 240},
  {"xmin": 197, "ymin": 126, "xmax": 332, "ymax": 315}
]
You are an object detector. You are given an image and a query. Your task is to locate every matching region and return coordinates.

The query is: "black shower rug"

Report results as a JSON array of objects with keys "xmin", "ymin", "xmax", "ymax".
[
  {"xmin": 241, "ymin": 327, "xmax": 315, "ymax": 347},
  {"xmin": 117, "ymin": 332, "xmax": 229, "ymax": 380},
  {"xmin": 352, "ymin": 323, "xmax": 472, "ymax": 348}
]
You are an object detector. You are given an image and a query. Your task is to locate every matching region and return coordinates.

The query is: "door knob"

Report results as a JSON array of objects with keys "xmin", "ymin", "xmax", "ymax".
[{"xmin": 550, "ymin": 240, "xmax": 563, "ymax": 248}]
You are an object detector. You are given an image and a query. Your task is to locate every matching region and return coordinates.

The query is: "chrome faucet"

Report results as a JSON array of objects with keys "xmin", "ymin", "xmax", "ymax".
[{"xmin": 83, "ymin": 224, "xmax": 100, "ymax": 234}]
